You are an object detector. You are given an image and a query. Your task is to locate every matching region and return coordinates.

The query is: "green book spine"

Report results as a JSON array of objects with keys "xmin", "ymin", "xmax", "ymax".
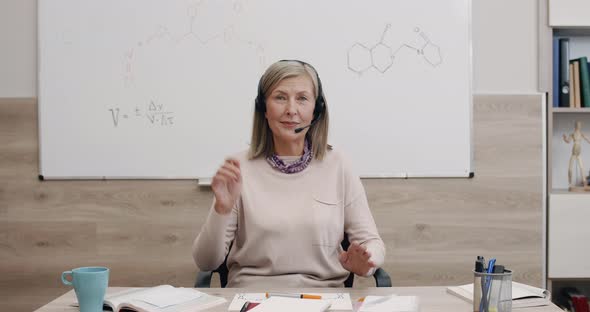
[{"xmin": 578, "ymin": 56, "xmax": 590, "ymax": 107}]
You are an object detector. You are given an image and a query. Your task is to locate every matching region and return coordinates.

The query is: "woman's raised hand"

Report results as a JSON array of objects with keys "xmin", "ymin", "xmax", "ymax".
[
  {"xmin": 211, "ymin": 158, "xmax": 242, "ymax": 215},
  {"xmin": 338, "ymin": 242, "xmax": 376, "ymax": 276}
]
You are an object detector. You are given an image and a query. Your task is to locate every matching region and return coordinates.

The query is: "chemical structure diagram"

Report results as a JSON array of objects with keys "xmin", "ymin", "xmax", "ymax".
[
  {"xmin": 347, "ymin": 24, "xmax": 443, "ymax": 75},
  {"xmin": 108, "ymin": 100, "xmax": 175, "ymax": 127},
  {"xmin": 123, "ymin": 0, "xmax": 265, "ymax": 85}
]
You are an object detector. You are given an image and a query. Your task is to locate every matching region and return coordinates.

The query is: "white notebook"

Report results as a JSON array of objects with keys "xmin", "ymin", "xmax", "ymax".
[
  {"xmin": 446, "ymin": 281, "xmax": 551, "ymax": 308},
  {"xmin": 249, "ymin": 296, "xmax": 331, "ymax": 312},
  {"xmin": 228, "ymin": 292, "xmax": 352, "ymax": 311},
  {"xmin": 359, "ymin": 295, "xmax": 419, "ymax": 312}
]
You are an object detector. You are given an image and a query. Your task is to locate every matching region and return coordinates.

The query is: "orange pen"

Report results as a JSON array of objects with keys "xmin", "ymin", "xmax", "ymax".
[{"xmin": 266, "ymin": 292, "xmax": 322, "ymax": 299}]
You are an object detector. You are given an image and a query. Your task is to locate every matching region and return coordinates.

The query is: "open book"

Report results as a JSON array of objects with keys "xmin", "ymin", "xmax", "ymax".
[
  {"xmin": 73, "ymin": 285, "xmax": 226, "ymax": 312},
  {"xmin": 446, "ymin": 281, "xmax": 551, "ymax": 308}
]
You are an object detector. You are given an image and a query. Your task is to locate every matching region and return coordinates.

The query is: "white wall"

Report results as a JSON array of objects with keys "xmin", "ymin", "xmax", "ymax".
[
  {"xmin": 472, "ymin": 0, "xmax": 539, "ymax": 94},
  {"xmin": 0, "ymin": 0, "xmax": 37, "ymax": 97},
  {"xmin": 0, "ymin": 0, "xmax": 539, "ymax": 97}
]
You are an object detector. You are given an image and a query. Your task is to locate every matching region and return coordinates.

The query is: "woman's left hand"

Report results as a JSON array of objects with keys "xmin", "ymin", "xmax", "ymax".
[{"xmin": 338, "ymin": 242, "xmax": 375, "ymax": 276}]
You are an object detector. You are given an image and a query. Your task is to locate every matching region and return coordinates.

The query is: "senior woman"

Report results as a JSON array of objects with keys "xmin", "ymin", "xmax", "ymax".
[{"xmin": 192, "ymin": 60, "xmax": 385, "ymax": 287}]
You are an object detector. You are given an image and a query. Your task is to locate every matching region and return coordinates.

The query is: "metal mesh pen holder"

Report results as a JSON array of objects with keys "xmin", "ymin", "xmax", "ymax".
[{"xmin": 473, "ymin": 269, "xmax": 512, "ymax": 312}]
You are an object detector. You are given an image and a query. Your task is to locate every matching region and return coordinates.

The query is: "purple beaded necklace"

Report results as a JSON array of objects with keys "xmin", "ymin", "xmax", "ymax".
[{"xmin": 266, "ymin": 139, "xmax": 313, "ymax": 174}]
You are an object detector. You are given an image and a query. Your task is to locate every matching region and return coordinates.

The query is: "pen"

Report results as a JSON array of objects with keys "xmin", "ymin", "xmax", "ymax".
[
  {"xmin": 489, "ymin": 265, "xmax": 505, "ymax": 312},
  {"xmin": 475, "ymin": 256, "xmax": 485, "ymax": 273},
  {"xmin": 479, "ymin": 258, "xmax": 496, "ymax": 312},
  {"xmin": 239, "ymin": 301, "xmax": 250, "ymax": 312},
  {"xmin": 474, "ymin": 256, "xmax": 485, "ymax": 312},
  {"xmin": 487, "ymin": 259, "xmax": 496, "ymax": 273},
  {"xmin": 478, "ymin": 256, "xmax": 486, "ymax": 292},
  {"xmin": 492, "ymin": 265, "xmax": 504, "ymax": 274},
  {"xmin": 265, "ymin": 292, "xmax": 322, "ymax": 299}
]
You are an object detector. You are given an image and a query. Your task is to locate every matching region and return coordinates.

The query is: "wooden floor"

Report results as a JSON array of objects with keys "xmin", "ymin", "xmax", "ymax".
[{"xmin": 0, "ymin": 95, "xmax": 544, "ymax": 311}]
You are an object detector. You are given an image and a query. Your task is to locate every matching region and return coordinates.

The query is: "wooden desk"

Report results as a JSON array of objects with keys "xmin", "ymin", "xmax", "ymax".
[{"xmin": 35, "ymin": 287, "xmax": 562, "ymax": 312}]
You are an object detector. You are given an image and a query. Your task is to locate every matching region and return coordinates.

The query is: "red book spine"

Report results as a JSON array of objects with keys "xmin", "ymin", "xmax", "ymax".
[{"xmin": 571, "ymin": 295, "xmax": 590, "ymax": 312}]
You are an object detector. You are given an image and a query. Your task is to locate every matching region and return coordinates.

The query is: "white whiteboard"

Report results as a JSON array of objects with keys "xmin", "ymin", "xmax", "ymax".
[{"xmin": 38, "ymin": 0, "xmax": 473, "ymax": 179}]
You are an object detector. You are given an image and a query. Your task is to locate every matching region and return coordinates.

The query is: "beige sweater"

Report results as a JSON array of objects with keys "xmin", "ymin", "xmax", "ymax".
[{"xmin": 192, "ymin": 148, "xmax": 385, "ymax": 288}]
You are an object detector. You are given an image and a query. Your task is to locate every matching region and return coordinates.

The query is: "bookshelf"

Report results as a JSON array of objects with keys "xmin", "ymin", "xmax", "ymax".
[
  {"xmin": 553, "ymin": 108, "xmax": 590, "ymax": 113},
  {"xmin": 545, "ymin": 0, "xmax": 590, "ymax": 306}
]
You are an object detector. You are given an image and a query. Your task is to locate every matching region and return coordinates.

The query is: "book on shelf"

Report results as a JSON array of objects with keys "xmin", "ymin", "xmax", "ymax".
[
  {"xmin": 553, "ymin": 37, "xmax": 560, "ymax": 107},
  {"xmin": 72, "ymin": 285, "xmax": 226, "ymax": 312},
  {"xmin": 558, "ymin": 287, "xmax": 590, "ymax": 312},
  {"xmin": 570, "ymin": 62, "xmax": 577, "ymax": 107},
  {"xmin": 553, "ymin": 36, "xmax": 590, "ymax": 108},
  {"xmin": 574, "ymin": 56, "xmax": 590, "ymax": 108},
  {"xmin": 574, "ymin": 60, "xmax": 582, "ymax": 107},
  {"xmin": 446, "ymin": 281, "xmax": 551, "ymax": 309},
  {"xmin": 572, "ymin": 296, "xmax": 590, "ymax": 312},
  {"xmin": 559, "ymin": 38, "xmax": 571, "ymax": 107}
]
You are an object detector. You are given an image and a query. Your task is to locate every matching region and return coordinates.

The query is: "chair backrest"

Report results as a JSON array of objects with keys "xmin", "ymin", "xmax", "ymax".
[{"xmin": 213, "ymin": 233, "xmax": 355, "ymax": 288}]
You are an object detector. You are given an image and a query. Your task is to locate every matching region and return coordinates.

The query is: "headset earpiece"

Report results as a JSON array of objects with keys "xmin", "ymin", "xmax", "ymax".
[{"xmin": 254, "ymin": 76, "xmax": 266, "ymax": 113}]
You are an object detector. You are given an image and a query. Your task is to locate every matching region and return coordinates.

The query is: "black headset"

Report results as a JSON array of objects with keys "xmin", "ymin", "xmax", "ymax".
[{"xmin": 254, "ymin": 60, "xmax": 326, "ymax": 121}]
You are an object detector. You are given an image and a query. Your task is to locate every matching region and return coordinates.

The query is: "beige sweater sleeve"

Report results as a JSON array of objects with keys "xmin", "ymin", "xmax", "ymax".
[
  {"xmin": 192, "ymin": 198, "xmax": 239, "ymax": 271},
  {"xmin": 342, "ymin": 160, "xmax": 386, "ymax": 276}
]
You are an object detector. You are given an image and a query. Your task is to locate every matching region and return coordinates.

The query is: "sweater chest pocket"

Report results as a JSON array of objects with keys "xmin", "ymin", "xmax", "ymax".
[{"xmin": 310, "ymin": 194, "xmax": 344, "ymax": 256}]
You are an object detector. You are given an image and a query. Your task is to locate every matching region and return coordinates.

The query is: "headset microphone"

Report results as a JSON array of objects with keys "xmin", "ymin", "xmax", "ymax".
[{"xmin": 294, "ymin": 117, "xmax": 318, "ymax": 134}]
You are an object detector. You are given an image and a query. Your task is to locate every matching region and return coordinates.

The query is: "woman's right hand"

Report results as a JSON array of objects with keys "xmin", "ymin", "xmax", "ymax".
[{"xmin": 211, "ymin": 158, "xmax": 242, "ymax": 215}]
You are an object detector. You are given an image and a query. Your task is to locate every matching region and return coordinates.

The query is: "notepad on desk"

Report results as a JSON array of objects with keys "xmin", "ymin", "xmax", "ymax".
[
  {"xmin": 446, "ymin": 281, "xmax": 551, "ymax": 308},
  {"xmin": 247, "ymin": 296, "xmax": 331, "ymax": 312},
  {"xmin": 359, "ymin": 295, "xmax": 419, "ymax": 312},
  {"xmin": 228, "ymin": 292, "xmax": 352, "ymax": 311},
  {"xmin": 72, "ymin": 285, "xmax": 226, "ymax": 312}
]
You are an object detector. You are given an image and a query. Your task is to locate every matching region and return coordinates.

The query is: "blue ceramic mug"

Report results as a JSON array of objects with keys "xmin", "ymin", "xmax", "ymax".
[{"xmin": 61, "ymin": 267, "xmax": 109, "ymax": 312}]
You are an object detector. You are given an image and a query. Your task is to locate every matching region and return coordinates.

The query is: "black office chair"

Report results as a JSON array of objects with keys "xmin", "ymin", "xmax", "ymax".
[{"xmin": 195, "ymin": 233, "xmax": 392, "ymax": 288}]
